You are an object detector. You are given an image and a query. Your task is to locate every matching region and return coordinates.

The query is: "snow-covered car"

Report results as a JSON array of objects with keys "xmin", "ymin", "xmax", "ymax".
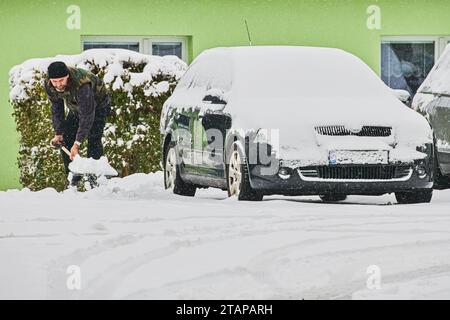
[
  {"xmin": 160, "ymin": 46, "xmax": 434, "ymax": 203},
  {"xmin": 412, "ymin": 44, "xmax": 450, "ymax": 189}
]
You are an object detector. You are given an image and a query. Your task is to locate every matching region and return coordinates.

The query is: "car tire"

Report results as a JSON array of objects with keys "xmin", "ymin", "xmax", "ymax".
[
  {"xmin": 227, "ymin": 143, "xmax": 263, "ymax": 201},
  {"xmin": 319, "ymin": 194, "xmax": 347, "ymax": 202},
  {"xmin": 164, "ymin": 143, "xmax": 196, "ymax": 197},
  {"xmin": 395, "ymin": 189, "xmax": 433, "ymax": 204}
]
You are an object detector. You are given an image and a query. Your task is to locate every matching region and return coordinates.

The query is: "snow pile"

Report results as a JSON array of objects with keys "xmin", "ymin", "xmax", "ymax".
[
  {"xmin": 2, "ymin": 171, "xmax": 165, "ymax": 201},
  {"xmin": 68, "ymin": 155, "xmax": 118, "ymax": 177},
  {"xmin": 9, "ymin": 49, "xmax": 187, "ymax": 102},
  {"xmin": 162, "ymin": 46, "xmax": 432, "ymax": 165},
  {"xmin": 78, "ymin": 171, "xmax": 166, "ymax": 199}
]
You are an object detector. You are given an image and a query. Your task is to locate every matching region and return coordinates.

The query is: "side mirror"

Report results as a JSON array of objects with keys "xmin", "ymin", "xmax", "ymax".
[{"xmin": 202, "ymin": 88, "xmax": 227, "ymax": 105}]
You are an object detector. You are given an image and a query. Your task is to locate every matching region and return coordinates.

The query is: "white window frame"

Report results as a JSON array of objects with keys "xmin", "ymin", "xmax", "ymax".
[
  {"xmin": 81, "ymin": 35, "xmax": 188, "ymax": 62},
  {"xmin": 81, "ymin": 35, "xmax": 143, "ymax": 53},
  {"xmin": 143, "ymin": 36, "xmax": 188, "ymax": 62}
]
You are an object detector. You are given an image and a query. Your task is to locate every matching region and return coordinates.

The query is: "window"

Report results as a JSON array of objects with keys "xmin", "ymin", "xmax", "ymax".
[
  {"xmin": 83, "ymin": 41, "xmax": 140, "ymax": 52},
  {"xmin": 381, "ymin": 36, "xmax": 450, "ymax": 96},
  {"xmin": 152, "ymin": 42, "xmax": 182, "ymax": 58},
  {"xmin": 147, "ymin": 37, "xmax": 187, "ymax": 62},
  {"xmin": 81, "ymin": 36, "xmax": 189, "ymax": 62}
]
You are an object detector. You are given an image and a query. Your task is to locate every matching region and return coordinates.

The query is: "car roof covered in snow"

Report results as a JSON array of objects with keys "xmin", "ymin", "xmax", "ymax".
[
  {"xmin": 167, "ymin": 45, "xmax": 399, "ymax": 112},
  {"xmin": 178, "ymin": 46, "xmax": 392, "ymax": 98}
]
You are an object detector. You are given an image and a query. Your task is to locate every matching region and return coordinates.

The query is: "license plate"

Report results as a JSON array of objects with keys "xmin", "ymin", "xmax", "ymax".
[{"xmin": 329, "ymin": 150, "xmax": 389, "ymax": 165}]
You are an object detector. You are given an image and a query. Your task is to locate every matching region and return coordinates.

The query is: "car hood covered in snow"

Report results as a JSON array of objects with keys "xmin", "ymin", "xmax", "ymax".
[
  {"xmin": 162, "ymin": 46, "xmax": 432, "ymax": 164},
  {"xmin": 228, "ymin": 96, "xmax": 432, "ymax": 163}
]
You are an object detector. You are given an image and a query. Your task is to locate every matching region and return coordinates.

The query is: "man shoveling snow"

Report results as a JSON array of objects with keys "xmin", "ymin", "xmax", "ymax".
[{"xmin": 45, "ymin": 61, "xmax": 114, "ymax": 187}]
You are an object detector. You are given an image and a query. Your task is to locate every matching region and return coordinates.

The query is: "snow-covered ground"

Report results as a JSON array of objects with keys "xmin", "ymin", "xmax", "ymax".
[{"xmin": 1, "ymin": 172, "xmax": 450, "ymax": 300}]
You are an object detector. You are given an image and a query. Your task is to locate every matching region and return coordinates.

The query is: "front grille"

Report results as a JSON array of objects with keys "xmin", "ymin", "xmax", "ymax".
[
  {"xmin": 315, "ymin": 126, "xmax": 392, "ymax": 137},
  {"xmin": 307, "ymin": 165, "xmax": 411, "ymax": 180},
  {"xmin": 299, "ymin": 169, "xmax": 319, "ymax": 178}
]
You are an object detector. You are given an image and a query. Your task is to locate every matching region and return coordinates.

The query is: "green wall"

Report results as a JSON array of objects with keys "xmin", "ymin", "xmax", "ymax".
[{"xmin": 1, "ymin": 0, "xmax": 450, "ymax": 190}]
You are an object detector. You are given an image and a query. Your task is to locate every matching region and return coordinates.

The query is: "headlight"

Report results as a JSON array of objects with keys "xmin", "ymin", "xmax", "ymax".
[
  {"xmin": 278, "ymin": 167, "xmax": 292, "ymax": 180},
  {"xmin": 416, "ymin": 145, "xmax": 428, "ymax": 154},
  {"xmin": 415, "ymin": 164, "xmax": 427, "ymax": 179}
]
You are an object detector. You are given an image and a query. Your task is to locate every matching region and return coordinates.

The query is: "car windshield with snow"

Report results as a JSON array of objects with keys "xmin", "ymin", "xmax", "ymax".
[{"xmin": 160, "ymin": 46, "xmax": 434, "ymax": 203}]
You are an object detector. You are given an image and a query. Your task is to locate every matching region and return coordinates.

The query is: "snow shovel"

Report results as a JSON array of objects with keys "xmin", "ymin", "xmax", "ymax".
[{"xmin": 52, "ymin": 142, "xmax": 118, "ymax": 188}]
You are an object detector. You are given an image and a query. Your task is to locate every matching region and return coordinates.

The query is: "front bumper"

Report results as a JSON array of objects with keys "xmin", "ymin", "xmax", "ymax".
[{"xmin": 248, "ymin": 160, "xmax": 433, "ymax": 196}]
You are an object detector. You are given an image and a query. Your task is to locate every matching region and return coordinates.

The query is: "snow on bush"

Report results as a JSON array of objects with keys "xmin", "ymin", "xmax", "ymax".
[{"xmin": 9, "ymin": 49, "xmax": 187, "ymax": 191}]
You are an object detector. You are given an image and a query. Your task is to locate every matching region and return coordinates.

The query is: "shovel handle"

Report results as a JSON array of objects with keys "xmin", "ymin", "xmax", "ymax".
[
  {"xmin": 61, "ymin": 146, "xmax": 72, "ymax": 157},
  {"xmin": 52, "ymin": 142, "xmax": 72, "ymax": 157}
]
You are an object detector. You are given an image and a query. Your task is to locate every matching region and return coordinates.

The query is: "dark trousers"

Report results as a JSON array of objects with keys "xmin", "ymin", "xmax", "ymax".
[{"xmin": 61, "ymin": 112, "xmax": 107, "ymax": 174}]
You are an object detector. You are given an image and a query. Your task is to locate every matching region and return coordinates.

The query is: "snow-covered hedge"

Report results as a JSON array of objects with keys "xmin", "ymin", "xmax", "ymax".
[{"xmin": 9, "ymin": 49, "xmax": 187, "ymax": 191}]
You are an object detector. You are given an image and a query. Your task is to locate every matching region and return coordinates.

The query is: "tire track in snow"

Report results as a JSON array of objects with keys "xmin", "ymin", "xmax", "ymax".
[
  {"xmin": 245, "ymin": 236, "xmax": 450, "ymax": 299},
  {"xmin": 45, "ymin": 233, "xmax": 149, "ymax": 299},
  {"xmin": 82, "ymin": 233, "xmax": 363, "ymax": 299}
]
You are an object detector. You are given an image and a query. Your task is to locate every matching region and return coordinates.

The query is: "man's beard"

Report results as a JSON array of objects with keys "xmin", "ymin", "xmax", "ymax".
[{"xmin": 55, "ymin": 86, "xmax": 66, "ymax": 92}]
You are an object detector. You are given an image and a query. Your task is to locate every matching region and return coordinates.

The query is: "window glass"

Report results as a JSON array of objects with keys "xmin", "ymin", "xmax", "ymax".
[
  {"xmin": 152, "ymin": 42, "xmax": 182, "ymax": 59},
  {"xmin": 381, "ymin": 42, "xmax": 435, "ymax": 96},
  {"xmin": 83, "ymin": 41, "xmax": 140, "ymax": 52}
]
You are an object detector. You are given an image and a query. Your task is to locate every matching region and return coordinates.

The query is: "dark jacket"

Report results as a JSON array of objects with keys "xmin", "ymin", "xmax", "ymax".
[{"xmin": 44, "ymin": 67, "xmax": 111, "ymax": 142}]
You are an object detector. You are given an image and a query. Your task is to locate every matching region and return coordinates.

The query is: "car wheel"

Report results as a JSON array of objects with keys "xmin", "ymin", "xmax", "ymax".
[
  {"xmin": 319, "ymin": 194, "xmax": 347, "ymax": 202},
  {"xmin": 395, "ymin": 189, "xmax": 433, "ymax": 204},
  {"xmin": 227, "ymin": 143, "xmax": 263, "ymax": 201},
  {"xmin": 164, "ymin": 143, "xmax": 196, "ymax": 197}
]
